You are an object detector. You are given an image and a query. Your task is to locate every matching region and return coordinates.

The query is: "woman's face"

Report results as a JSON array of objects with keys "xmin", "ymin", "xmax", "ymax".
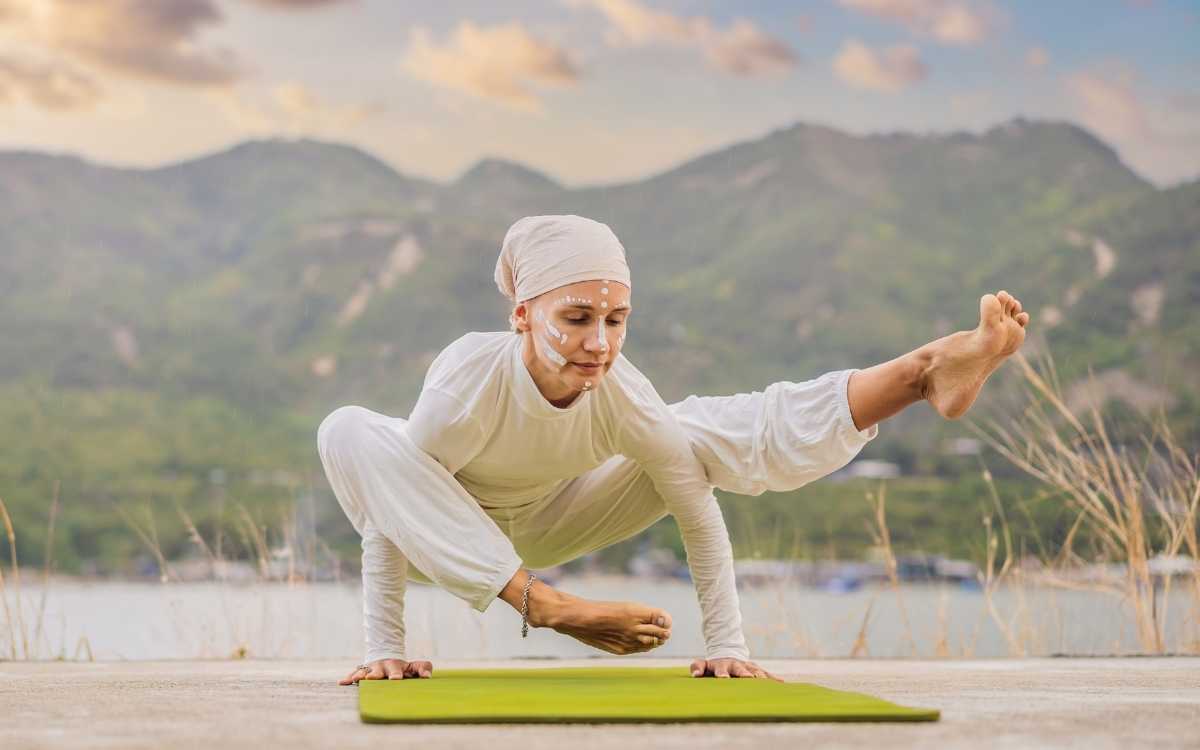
[{"xmin": 515, "ymin": 279, "xmax": 632, "ymax": 401}]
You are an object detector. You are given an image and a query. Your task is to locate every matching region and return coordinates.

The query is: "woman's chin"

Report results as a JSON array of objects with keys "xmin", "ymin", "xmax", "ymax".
[{"xmin": 566, "ymin": 366, "xmax": 605, "ymax": 386}]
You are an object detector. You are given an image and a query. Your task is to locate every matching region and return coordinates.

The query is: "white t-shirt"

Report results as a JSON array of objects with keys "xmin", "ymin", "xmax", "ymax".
[{"xmin": 404, "ymin": 331, "xmax": 748, "ymax": 659}]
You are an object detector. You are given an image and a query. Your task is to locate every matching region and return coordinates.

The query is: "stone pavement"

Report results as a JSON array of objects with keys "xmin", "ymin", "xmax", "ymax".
[{"xmin": 2, "ymin": 657, "xmax": 1197, "ymax": 749}]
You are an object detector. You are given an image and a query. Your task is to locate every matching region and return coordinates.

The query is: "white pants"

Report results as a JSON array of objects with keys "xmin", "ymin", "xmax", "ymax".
[{"xmin": 317, "ymin": 369, "xmax": 874, "ymax": 659}]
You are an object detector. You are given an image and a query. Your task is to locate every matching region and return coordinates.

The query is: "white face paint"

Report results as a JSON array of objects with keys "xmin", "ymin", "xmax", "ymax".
[
  {"xmin": 597, "ymin": 315, "xmax": 608, "ymax": 353},
  {"xmin": 543, "ymin": 314, "xmax": 567, "ymax": 345},
  {"xmin": 541, "ymin": 328, "xmax": 568, "ymax": 366},
  {"xmin": 535, "ymin": 309, "xmax": 568, "ymax": 366},
  {"xmin": 558, "ymin": 296, "xmax": 593, "ymax": 305}
]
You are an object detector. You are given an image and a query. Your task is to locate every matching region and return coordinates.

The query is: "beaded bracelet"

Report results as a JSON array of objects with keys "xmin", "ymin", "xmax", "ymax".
[{"xmin": 520, "ymin": 573, "xmax": 537, "ymax": 638}]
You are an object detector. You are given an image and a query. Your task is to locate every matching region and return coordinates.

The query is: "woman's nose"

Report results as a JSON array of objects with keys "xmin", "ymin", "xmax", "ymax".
[{"xmin": 584, "ymin": 329, "xmax": 608, "ymax": 353}]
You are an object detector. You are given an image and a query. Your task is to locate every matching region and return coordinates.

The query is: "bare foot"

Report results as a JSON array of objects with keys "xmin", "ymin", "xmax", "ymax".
[
  {"xmin": 920, "ymin": 291, "xmax": 1030, "ymax": 419},
  {"xmin": 530, "ymin": 586, "xmax": 673, "ymax": 655}
]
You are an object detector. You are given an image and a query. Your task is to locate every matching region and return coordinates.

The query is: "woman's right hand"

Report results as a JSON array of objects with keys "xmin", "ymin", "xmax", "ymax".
[{"xmin": 339, "ymin": 658, "xmax": 434, "ymax": 685}]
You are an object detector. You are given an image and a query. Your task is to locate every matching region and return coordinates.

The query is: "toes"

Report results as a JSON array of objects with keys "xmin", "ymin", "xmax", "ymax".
[
  {"xmin": 636, "ymin": 623, "xmax": 671, "ymax": 641},
  {"xmin": 998, "ymin": 290, "xmax": 1014, "ymax": 315},
  {"xmin": 1017, "ymin": 311, "xmax": 1030, "ymax": 327},
  {"xmin": 636, "ymin": 634, "xmax": 662, "ymax": 649},
  {"xmin": 980, "ymin": 293, "xmax": 1003, "ymax": 324},
  {"xmin": 646, "ymin": 609, "xmax": 672, "ymax": 630},
  {"xmin": 690, "ymin": 659, "xmax": 707, "ymax": 677},
  {"xmin": 1011, "ymin": 297, "xmax": 1023, "ymax": 316}
]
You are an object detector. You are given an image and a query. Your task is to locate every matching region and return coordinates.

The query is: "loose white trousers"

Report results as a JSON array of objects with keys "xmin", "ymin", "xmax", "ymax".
[{"xmin": 317, "ymin": 368, "xmax": 875, "ymax": 662}]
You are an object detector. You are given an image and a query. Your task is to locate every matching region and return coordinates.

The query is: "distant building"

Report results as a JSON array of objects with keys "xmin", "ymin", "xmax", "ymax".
[
  {"xmin": 842, "ymin": 459, "xmax": 901, "ymax": 479},
  {"xmin": 943, "ymin": 437, "xmax": 983, "ymax": 456}
]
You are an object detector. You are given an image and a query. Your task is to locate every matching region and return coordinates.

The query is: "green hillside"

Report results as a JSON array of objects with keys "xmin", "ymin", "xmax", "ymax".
[{"xmin": 1, "ymin": 119, "xmax": 1195, "ymax": 574}]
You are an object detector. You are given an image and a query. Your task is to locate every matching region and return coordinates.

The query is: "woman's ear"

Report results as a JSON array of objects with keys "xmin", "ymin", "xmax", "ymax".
[{"xmin": 511, "ymin": 302, "xmax": 532, "ymax": 333}]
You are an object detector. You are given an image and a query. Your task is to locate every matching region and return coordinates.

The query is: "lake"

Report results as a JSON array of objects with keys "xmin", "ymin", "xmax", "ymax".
[{"xmin": 2, "ymin": 576, "xmax": 1196, "ymax": 662}]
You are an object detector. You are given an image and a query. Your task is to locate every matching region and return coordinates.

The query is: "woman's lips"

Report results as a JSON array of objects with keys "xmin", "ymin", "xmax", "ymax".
[{"xmin": 572, "ymin": 362, "xmax": 602, "ymax": 371}]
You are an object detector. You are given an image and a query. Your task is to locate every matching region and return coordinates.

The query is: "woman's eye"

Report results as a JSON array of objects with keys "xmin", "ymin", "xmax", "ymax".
[
  {"xmin": 607, "ymin": 319, "xmax": 626, "ymax": 326},
  {"xmin": 565, "ymin": 317, "xmax": 588, "ymax": 324}
]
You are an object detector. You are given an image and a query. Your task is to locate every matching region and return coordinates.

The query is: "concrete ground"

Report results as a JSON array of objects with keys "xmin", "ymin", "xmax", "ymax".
[{"xmin": 2, "ymin": 658, "xmax": 1197, "ymax": 749}]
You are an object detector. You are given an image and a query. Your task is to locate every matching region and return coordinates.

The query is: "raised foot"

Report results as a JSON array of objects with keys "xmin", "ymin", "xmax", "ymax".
[
  {"xmin": 921, "ymin": 290, "xmax": 1030, "ymax": 420},
  {"xmin": 544, "ymin": 592, "xmax": 673, "ymax": 655}
]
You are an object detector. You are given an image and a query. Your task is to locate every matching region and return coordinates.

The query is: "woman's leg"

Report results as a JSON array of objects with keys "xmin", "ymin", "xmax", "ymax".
[
  {"xmin": 317, "ymin": 405, "xmax": 669, "ymax": 658},
  {"xmin": 669, "ymin": 369, "xmax": 876, "ymax": 496},
  {"xmin": 845, "ymin": 291, "xmax": 1030, "ymax": 428},
  {"xmin": 670, "ymin": 291, "xmax": 1030, "ymax": 495},
  {"xmin": 317, "ymin": 405, "xmax": 525, "ymax": 665},
  {"xmin": 506, "ymin": 456, "xmax": 668, "ymax": 570},
  {"xmin": 501, "ymin": 457, "xmax": 683, "ymax": 653}
]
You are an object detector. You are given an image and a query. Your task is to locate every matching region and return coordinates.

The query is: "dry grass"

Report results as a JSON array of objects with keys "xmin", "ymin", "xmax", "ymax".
[
  {"xmin": 1, "ymin": 478, "xmax": 344, "ymax": 661},
  {"xmin": 973, "ymin": 352, "xmax": 1200, "ymax": 654},
  {"xmin": 114, "ymin": 493, "xmax": 344, "ymax": 587},
  {"xmin": 0, "ymin": 483, "xmax": 93, "ymax": 661},
  {"xmin": 865, "ymin": 484, "xmax": 918, "ymax": 656}
]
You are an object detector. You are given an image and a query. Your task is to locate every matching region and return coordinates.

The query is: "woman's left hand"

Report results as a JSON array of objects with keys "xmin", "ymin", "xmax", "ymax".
[{"xmin": 690, "ymin": 657, "xmax": 782, "ymax": 681}]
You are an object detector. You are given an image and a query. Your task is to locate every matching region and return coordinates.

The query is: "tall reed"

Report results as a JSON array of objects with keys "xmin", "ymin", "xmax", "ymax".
[
  {"xmin": 0, "ymin": 487, "xmax": 79, "ymax": 661},
  {"xmin": 974, "ymin": 352, "xmax": 1200, "ymax": 653}
]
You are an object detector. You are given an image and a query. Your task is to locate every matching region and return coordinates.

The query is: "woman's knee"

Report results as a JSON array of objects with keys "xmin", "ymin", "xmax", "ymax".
[{"xmin": 317, "ymin": 405, "xmax": 374, "ymax": 461}]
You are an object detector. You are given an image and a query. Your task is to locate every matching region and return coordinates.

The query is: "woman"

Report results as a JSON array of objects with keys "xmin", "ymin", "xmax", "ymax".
[{"xmin": 317, "ymin": 214, "xmax": 1029, "ymax": 683}]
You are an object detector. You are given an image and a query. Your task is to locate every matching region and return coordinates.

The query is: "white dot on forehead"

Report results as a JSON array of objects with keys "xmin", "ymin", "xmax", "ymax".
[
  {"xmin": 601, "ymin": 287, "xmax": 609, "ymax": 295},
  {"xmin": 600, "ymin": 300, "xmax": 608, "ymax": 308}
]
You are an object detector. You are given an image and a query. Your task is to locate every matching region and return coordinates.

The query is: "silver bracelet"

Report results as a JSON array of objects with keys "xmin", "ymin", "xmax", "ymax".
[{"xmin": 520, "ymin": 573, "xmax": 537, "ymax": 638}]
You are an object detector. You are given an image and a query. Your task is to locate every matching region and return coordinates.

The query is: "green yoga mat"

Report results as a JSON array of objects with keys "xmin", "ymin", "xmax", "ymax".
[{"xmin": 358, "ymin": 666, "xmax": 940, "ymax": 724}]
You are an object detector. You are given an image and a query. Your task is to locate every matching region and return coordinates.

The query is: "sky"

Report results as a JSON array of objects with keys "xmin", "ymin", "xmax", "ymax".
[{"xmin": 0, "ymin": 0, "xmax": 1198, "ymax": 187}]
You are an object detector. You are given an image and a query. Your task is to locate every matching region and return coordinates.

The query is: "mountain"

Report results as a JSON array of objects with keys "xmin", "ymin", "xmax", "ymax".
[{"xmin": 2, "ymin": 119, "xmax": 1195, "ymax": 571}]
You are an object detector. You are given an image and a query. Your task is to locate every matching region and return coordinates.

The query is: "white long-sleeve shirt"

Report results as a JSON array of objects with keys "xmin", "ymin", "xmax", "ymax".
[
  {"xmin": 330, "ymin": 330, "xmax": 880, "ymax": 664},
  {"xmin": 401, "ymin": 331, "xmax": 749, "ymax": 659}
]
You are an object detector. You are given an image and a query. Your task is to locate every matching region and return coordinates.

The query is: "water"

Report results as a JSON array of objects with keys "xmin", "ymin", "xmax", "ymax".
[{"xmin": 2, "ymin": 577, "xmax": 1196, "ymax": 661}]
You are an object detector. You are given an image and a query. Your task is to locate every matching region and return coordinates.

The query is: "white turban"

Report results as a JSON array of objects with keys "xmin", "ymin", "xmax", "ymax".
[{"xmin": 494, "ymin": 215, "xmax": 631, "ymax": 303}]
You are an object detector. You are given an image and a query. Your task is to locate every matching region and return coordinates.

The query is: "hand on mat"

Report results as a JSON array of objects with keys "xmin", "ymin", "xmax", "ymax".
[
  {"xmin": 339, "ymin": 658, "xmax": 433, "ymax": 685},
  {"xmin": 690, "ymin": 657, "xmax": 782, "ymax": 681}
]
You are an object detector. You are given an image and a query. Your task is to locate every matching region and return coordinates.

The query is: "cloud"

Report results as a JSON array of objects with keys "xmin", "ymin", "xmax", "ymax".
[
  {"xmin": 400, "ymin": 21, "xmax": 580, "ymax": 112},
  {"xmin": 214, "ymin": 81, "xmax": 381, "ymax": 133},
  {"xmin": 1067, "ymin": 65, "xmax": 1200, "ymax": 185},
  {"xmin": 704, "ymin": 19, "xmax": 797, "ymax": 76},
  {"xmin": 833, "ymin": 39, "xmax": 926, "ymax": 91},
  {"xmin": 837, "ymin": 0, "xmax": 996, "ymax": 46},
  {"xmin": 0, "ymin": 55, "xmax": 102, "ymax": 110},
  {"xmin": 1025, "ymin": 46, "xmax": 1049, "ymax": 70},
  {"xmin": 573, "ymin": 0, "xmax": 797, "ymax": 77},
  {"xmin": 1069, "ymin": 69, "xmax": 1152, "ymax": 147},
  {"xmin": 20, "ymin": 0, "xmax": 241, "ymax": 87},
  {"xmin": 272, "ymin": 81, "xmax": 378, "ymax": 127},
  {"xmin": 579, "ymin": 0, "xmax": 707, "ymax": 45},
  {"xmin": 241, "ymin": 0, "xmax": 352, "ymax": 7},
  {"xmin": 0, "ymin": 0, "xmax": 22, "ymax": 22}
]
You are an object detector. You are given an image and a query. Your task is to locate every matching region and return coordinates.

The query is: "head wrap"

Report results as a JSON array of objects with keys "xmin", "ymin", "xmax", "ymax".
[{"xmin": 494, "ymin": 215, "xmax": 632, "ymax": 303}]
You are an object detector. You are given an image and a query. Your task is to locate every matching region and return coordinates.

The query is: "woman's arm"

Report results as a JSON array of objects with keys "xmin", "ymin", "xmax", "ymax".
[
  {"xmin": 616, "ymin": 380, "xmax": 750, "ymax": 661},
  {"xmin": 360, "ymin": 524, "xmax": 408, "ymax": 663},
  {"xmin": 350, "ymin": 386, "xmax": 490, "ymax": 671}
]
